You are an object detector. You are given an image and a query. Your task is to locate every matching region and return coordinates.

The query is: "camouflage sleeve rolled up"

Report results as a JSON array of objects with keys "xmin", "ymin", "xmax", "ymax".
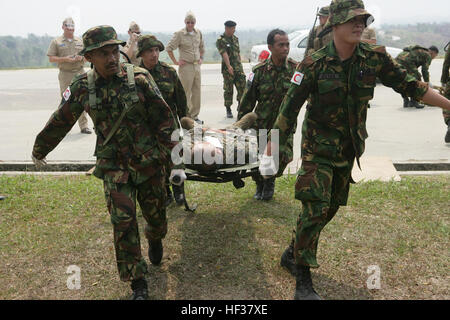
[
  {"xmin": 237, "ymin": 71, "xmax": 259, "ymax": 120},
  {"xmin": 273, "ymin": 60, "xmax": 314, "ymax": 146},
  {"xmin": 135, "ymin": 73, "xmax": 179, "ymax": 165},
  {"xmin": 441, "ymin": 50, "xmax": 449, "ymax": 85},
  {"xmin": 420, "ymin": 52, "xmax": 432, "ymax": 83},
  {"xmin": 377, "ymin": 48, "xmax": 429, "ymax": 101},
  {"xmin": 216, "ymin": 36, "xmax": 227, "ymax": 55},
  {"xmin": 32, "ymin": 85, "xmax": 85, "ymax": 159}
]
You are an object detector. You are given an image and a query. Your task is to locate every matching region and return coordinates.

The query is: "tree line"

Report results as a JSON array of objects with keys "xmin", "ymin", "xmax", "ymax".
[{"xmin": 1, "ymin": 23, "xmax": 448, "ymax": 69}]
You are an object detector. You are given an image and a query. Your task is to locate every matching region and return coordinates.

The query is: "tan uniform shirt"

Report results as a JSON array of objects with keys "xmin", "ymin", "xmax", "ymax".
[
  {"xmin": 362, "ymin": 28, "xmax": 376, "ymax": 43},
  {"xmin": 166, "ymin": 28, "xmax": 205, "ymax": 63},
  {"xmin": 123, "ymin": 41, "xmax": 142, "ymax": 66},
  {"xmin": 47, "ymin": 36, "xmax": 84, "ymax": 72}
]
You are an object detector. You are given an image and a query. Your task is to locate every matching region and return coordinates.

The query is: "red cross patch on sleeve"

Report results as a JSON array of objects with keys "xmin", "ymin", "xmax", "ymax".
[
  {"xmin": 63, "ymin": 87, "xmax": 71, "ymax": 101},
  {"xmin": 291, "ymin": 71, "xmax": 304, "ymax": 86}
]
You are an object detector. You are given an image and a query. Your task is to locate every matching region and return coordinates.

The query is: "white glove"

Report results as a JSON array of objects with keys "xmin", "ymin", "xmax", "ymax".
[
  {"xmin": 258, "ymin": 154, "xmax": 277, "ymax": 179},
  {"xmin": 32, "ymin": 155, "xmax": 47, "ymax": 169},
  {"xmin": 169, "ymin": 169, "xmax": 187, "ymax": 186}
]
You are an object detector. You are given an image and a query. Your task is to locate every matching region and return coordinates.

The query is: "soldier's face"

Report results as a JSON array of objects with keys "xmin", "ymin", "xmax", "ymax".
[
  {"xmin": 334, "ymin": 16, "xmax": 365, "ymax": 45},
  {"xmin": 85, "ymin": 45, "xmax": 120, "ymax": 79},
  {"xmin": 319, "ymin": 16, "xmax": 329, "ymax": 26},
  {"xmin": 141, "ymin": 47, "xmax": 160, "ymax": 69},
  {"xmin": 225, "ymin": 26, "xmax": 236, "ymax": 37},
  {"xmin": 268, "ymin": 34, "xmax": 290, "ymax": 60}
]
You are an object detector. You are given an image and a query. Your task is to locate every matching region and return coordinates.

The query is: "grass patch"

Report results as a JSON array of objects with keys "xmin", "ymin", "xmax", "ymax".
[{"xmin": 0, "ymin": 174, "xmax": 448, "ymax": 300}]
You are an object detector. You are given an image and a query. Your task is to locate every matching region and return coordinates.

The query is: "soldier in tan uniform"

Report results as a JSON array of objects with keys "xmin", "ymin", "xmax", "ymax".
[
  {"xmin": 361, "ymin": 27, "xmax": 376, "ymax": 44},
  {"xmin": 167, "ymin": 11, "xmax": 205, "ymax": 124},
  {"xmin": 304, "ymin": 6, "xmax": 333, "ymax": 58},
  {"xmin": 123, "ymin": 21, "xmax": 142, "ymax": 66},
  {"xmin": 47, "ymin": 18, "xmax": 91, "ymax": 134}
]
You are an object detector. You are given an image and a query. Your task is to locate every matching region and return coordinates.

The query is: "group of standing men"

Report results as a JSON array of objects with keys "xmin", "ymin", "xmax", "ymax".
[{"xmin": 32, "ymin": 0, "xmax": 450, "ymax": 301}]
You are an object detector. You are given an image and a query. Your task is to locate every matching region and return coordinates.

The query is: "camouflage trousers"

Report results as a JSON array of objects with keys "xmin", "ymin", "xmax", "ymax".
[
  {"xmin": 103, "ymin": 173, "xmax": 167, "ymax": 282},
  {"xmin": 444, "ymin": 81, "xmax": 450, "ymax": 125},
  {"xmin": 223, "ymin": 71, "xmax": 246, "ymax": 108},
  {"xmin": 293, "ymin": 161, "xmax": 354, "ymax": 268}
]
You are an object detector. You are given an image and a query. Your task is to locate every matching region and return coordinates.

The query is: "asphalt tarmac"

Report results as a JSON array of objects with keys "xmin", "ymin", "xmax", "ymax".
[{"xmin": 0, "ymin": 61, "xmax": 448, "ymax": 180}]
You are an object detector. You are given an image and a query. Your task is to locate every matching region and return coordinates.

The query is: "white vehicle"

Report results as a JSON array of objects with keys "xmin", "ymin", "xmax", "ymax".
[{"xmin": 250, "ymin": 29, "xmax": 402, "ymax": 67}]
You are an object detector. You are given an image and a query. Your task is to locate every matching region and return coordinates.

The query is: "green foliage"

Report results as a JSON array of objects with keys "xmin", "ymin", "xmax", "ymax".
[
  {"xmin": 0, "ymin": 34, "xmax": 54, "ymax": 69},
  {"xmin": 1, "ymin": 23, "xmax": 449, "ymax": 69}
]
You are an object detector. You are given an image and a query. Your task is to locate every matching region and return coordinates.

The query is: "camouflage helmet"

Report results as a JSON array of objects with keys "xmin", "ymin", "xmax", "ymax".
[
  {"xmin": 136, "ymin": 35, "xmax": 165, "ymax": 57},
  {"xmin": 317, "ymin": 6, "xmax": 330, "ymax": 17},
  {"xmin": 79, "ymin": 25, "xmax": 126, "ymax": 55},
  {"xmin": 325, "ymin": 0, "xmax": 374, "ymax": 28}
]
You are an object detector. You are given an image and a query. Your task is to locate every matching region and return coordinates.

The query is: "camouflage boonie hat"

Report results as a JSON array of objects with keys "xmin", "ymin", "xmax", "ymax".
[
  {"xmin": 79, "ymin": 25, "xmax": 126, "ymax": 55},
  {"xmin": 136, "ymin": 35, "xmax": 165, "ymax": 57},
  {"xmin": 317, "ymin": 6, "xmax": 330, "ymax": 16},
  {"xmin": 324, "ymin": 0, "xmax": 374, "ymax": 28}
]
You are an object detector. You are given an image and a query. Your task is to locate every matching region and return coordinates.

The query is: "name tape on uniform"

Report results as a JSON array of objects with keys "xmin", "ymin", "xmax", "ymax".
[
  {"xmin": 291, "ymin": 71, "xmax": 304, "ymax": 86},
  {"xmin": 63, "ymin": 87, "xmax": 71, "ymax": 101}
]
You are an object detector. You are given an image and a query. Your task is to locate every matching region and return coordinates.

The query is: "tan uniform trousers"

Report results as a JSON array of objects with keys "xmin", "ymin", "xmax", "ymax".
[
  {"xmin": 58, "ymin": 69, "xmax": 89, "ymax": 130},
  {"xmin": 179, "ymin": 63, "xmax": 201, "ymax": 119}
]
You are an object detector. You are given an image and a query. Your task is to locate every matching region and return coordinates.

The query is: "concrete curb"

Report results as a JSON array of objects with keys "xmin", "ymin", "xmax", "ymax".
[{"xmin": 0, "ymin": 160, "xmax": 449, "ymax": 173}]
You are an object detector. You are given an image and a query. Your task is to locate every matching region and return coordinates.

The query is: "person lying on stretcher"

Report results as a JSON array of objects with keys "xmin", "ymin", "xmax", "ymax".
[{"xmin": 174, "ymin": 112, "xmax": 263, "ymax": 172}]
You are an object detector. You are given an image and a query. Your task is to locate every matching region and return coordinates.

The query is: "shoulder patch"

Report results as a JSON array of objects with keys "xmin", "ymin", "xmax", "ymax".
[
  {"xmin": 291, "ymin": 71, "xmax": 304, "ymax": 86},
  {"xmin": 288, "ymin": 58, "xmax": 299, "ymax": 66},
  {"xmin": 252, "ymin": 60, "xmax": 268, "ymax": 72},
  {"xmin": 63, "ymin": 86, "xmax": 71, "ymax": 101}
]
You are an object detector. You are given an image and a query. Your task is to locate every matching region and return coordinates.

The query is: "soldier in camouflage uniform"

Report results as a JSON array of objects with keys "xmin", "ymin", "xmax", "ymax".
[
  {"xmin": 441, "ymin": 42, "xmax": 450, "ymax": 143},
  {"xmin": 31, "ymin": 26, "xmax": 185, "ymax": 300},
  {"xmin": 258, "ymin": 0, "xmax": 450, "ymax": 300},
  {"xmin": 238, "ymin": 29, "xmax": 298, "ymax": 201},
  {"xmin": 137, "ymin": 34, "xmax": 189, "ymax": 206},
  {"xmin": 216, "ymin": 21, "xmax": 247, "ymax": 119},
  {"xmin": 304, "ymin": 6, "xmax": 334, "ymax": 58},
  {"xmin": 396, "ymin": 45, "xmax": 439, "ymax": 108}
]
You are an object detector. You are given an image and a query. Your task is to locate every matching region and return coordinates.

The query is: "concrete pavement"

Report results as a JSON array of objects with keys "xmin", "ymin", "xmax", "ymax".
[{"xmin": 0, "ymin": 61, "xmax": 448, "ymax": 181}]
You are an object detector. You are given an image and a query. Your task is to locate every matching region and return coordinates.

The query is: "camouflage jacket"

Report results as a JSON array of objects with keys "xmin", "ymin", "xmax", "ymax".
[
  {"xmin": 273, "ymin": 41, "xmax": 429, "ymax": 168},
  {"xmin": 237, "ymin": 57, "xmax": 298, "ymax": 131},
  {"xmin": 441, "ymin": 49, "xmax": 449, "ymax": 85},
  {"xmin": 143, "ymin": 61, "xmax": 188, "ymax": 123},
  {"xmin": 396, "ymin": 45, "xmax": 432, "ymax": 82},
  {"xmin": 216, "ymin": 33, "xmax": 244, "ymax": 74},
  {"xmin": 32, "ymin": 63, "xmax": 179, "ymax": 184},
  {"xmin": 305, "ymin": 25, "xmax": 333, "ymax": 58}
]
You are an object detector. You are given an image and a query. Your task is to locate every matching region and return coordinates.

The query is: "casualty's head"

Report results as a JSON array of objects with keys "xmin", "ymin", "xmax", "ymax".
[{"xmin": 80, "ymin": 25, "xmax": 126, "ymax": 79}]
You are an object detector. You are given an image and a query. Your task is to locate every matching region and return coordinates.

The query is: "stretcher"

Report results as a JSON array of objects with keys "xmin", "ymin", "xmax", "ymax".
[{"xmin": 180, "ymin": 162, "xmax": 260, "ymax": 213}]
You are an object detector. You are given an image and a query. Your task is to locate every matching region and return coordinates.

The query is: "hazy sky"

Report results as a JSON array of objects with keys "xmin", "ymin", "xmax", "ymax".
[{"xmin": 1, "ymin": 0, "xmax": 449, "ymax": 37}]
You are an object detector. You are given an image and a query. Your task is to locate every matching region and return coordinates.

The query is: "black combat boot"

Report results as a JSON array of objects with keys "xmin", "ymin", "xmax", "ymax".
[
  {"xmin": 410, "ymin": 99, "xmax": 425, "ymax": 109},
  {"xmin": 148, "ymin": 239, "xmax": 163, "ymax": 265},
  {"xmin": 280, "ymin": 240, "xmax": 297, "ymax": 276},
  {"xmin": 130, "ymin": 278, "xmax": 148, "ymax": 300},
  {"xmin": 261, "ymin": 178, "xmax": 275, "ymax": 201},
  {"xmin": 403, "ymin": 98, "xmax": 410, "ymax": 108},
  {"xmin": 165, "ymin": 185, "xmax": 174, "ymax": 207},
  {"xmin": 226, "ymin": 107, "xmax": 233, "ymax": 119},
  {"xmin": 294, "ymin": 266, "xmax": 322, "ymax": 300},
  {"xmin": 445, "ymin": 123, "xmax": 450, "ymax": 143},
  {"xmin": 172, "ymin": 183, "xmax": 185, "ymax": 206},
  {"xmin": 253, "ymin": 181, "xmax": 264, "ymax": 200}
]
